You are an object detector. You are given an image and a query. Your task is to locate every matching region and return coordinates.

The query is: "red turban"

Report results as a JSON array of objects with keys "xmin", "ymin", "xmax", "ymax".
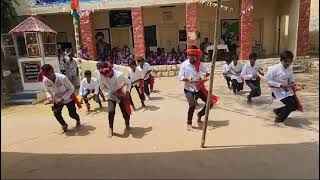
[
  {"xmin": 38, "ymin": 67, "xmax": 54, "ymax": 82},
  {"xmin": 99, "ymin": 62, "xmax": 113, "ymax": 75},
  {"xmin": 186, "ymin": 49, "xmax": 202, "ymax": 72}
]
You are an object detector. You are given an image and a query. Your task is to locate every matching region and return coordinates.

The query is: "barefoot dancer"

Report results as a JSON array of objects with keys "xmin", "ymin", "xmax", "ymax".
[
  {"xmin": 128, "ymin": 59, "xmax": 146, "ymax": 110},
  {"xmin": 229, "ymin": 54, "xmax": 244, "ymax": 94},
  {"xmin": 178, "ymin": 47, "xmax": 218, "ymax": 131},
  {"xmin": 223, "ymin": 58, "xmax": 232, "ymax": 89},
  {"xmin": 98, "ymin": 62, "xmax": 132, "ymax": 138},
  {"xmin": 79, "ymin": 70, "xmax": 102, "ymax": 111},
  {"xmin": 241, "ymin": 53, "xmax": 264, "ymax": 104},
  {"xmin": 39, "ymin": 64, "xmax": 81, "ymax": 132},
  {"xmin": 137, "ymin": 57, "xmax": 153, "ymax": 99},
  {"xmin": 266, "ymin": 50, "xmax": 302, "ymax": 127}
]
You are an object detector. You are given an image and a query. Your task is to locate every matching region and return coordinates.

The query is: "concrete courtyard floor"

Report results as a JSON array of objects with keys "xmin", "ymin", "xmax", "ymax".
[{"xmin": 1, "ymin": 61, "xmax": 319, "ymax": 179}]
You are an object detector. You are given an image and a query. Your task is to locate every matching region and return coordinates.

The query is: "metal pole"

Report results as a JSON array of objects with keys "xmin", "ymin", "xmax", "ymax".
[
  {"xmin": 72, "ymin": 9, "xmax": 83, "ymax": 81},
  {"xmin": 201, "ymin": 0, "xmax": 222, "ymax": 148}
]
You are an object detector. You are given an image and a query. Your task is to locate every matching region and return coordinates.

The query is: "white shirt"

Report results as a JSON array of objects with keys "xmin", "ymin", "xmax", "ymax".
[
  {"xmin": 94, "ymin": 70, "xmax": 101, "ymax": 84},
  {"xmin": 241, "ymin": 63, "xmax": 261, "ymax": 80},
  {"xmin": 128, "ymin": 66, "xmax": 143, "ymax": 87},
  {"xmin": 266, "ymin": 63, "xmax": 295, "ymax": 101},
  {"xmin": 223, "ymin": 63, "xmax": 231, "ymax": 77},
  {"xmin": 178, "ymin": 59, "xmax": 209, "ymax": 92},
  {"xmin": 43, "ymin": 73, "xmax": 74, "ymax": 103},
  {"xmin": 140, "ymin": 62, "xmax": 153, "ymax": 80},
  {"xmin": 229, "ymin": 61, "xmax": 244, "ymax": 83},
  {"xmin": 79, "ymin": 77, "xmax": 99, "ymax": 96},
  {"xmin": 99, "ymin": 70, "xmax": 131, "ymax": 103}
]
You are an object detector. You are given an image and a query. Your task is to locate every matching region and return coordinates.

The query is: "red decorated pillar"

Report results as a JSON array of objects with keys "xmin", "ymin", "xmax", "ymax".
[
  {"xmin": 131, "ymin": 7, "xmax": 146, "ymax": 59},
  {"xmin": 296, "ymin": 0, "xmax": 311, "ymax": 57},
  {"xmin": 186, "ymin": 2, "xmax": 199, "ymax": 48},
  {"xmin": 240, "ymin": 0, "xmax": 254, "ymax": 60},
  {"xmin": 80, "ymin": 10, "xmax": 97, "ymax": 60}
]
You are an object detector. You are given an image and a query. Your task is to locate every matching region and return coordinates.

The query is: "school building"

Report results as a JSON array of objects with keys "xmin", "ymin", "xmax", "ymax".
[{"xmin": 12, "ymin": 0, "xmax": 313, "ymax": 60}]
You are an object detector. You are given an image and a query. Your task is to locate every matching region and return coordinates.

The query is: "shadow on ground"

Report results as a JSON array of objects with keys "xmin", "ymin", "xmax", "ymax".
[{"xmin": 2, "ymin": 142, "xmax": 318, "ymax": 179}]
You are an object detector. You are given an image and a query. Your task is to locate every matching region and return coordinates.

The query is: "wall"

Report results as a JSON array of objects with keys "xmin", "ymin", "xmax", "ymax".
[
  {"xmin": 288, "ymin": 0, "xmax": 300, "ymax": 56},
  {"xmin": 253, "ymin": 0, "xmax": 277, "ymax": 56},
  {"xmin": 41, "ymin": 13, "xmax": 76, "ymax": 50}
]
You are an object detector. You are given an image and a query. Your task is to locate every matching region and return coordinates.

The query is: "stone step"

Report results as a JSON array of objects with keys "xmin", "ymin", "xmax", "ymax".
[
  {"xmin": 4, "ymin": 99, "xmax": 34, "ymax": 106},
  {"xmin": 8, "ymin": 90, "xmax": 39, "ymax": 100}
]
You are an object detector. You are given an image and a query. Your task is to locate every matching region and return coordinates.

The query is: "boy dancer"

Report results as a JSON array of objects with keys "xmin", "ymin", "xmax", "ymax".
[
  {"xmin": 39, "ymin": 64, "xmax": 81, "ymax": 132},
  {"xmin": 178, "ymin": 47, "xmax": 218, "ymax": 131},
  {"xmin": 128, "ymin": 59, "xmax": 146, "ymax": 110},
  {"xmin": 229, "ymin": 54, "xmax": 244, "ymax": 93},
  {"xmin": 138, "ymin": 57, "xmax": 153, "ymax": 99},
  {"xmin": 266, "ymin": 50, "xmax": 302, "ymax": 127},
  {"xmin": 79, "ymin": 70, "xmax": 102, "ymax": 111},
  {"xmin": 241, "ymin": 53, "xmax": 264, "ymax": 103},
  {"xmin": 98, "ymin": 62, "xmax": 132, "ymax": 138},
  {"xmin": 223, "ymin": 58, "xmax": 232, "ymax": 89}
]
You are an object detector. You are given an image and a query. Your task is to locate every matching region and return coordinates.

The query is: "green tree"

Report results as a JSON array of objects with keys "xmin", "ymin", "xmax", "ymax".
[{"xmin": 1, "ymin": 0, "xmax": 19, "ymax": 33}]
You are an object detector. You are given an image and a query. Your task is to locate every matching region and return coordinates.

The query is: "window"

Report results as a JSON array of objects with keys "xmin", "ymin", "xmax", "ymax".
[
  {"xmin": 16, "ymin": 33, "xmax": 28, "ymax": 57},
  {"xmin": 144, "ymin": 25, "xmax": 157, "ymax": 47},
  {"xmin": 1, "ymin": 34, "xmax": 16, "ymax": 56},
  {"xmin": 43, "ymin": 32, "xmax": 57, "ymax": 56},
  {"xmin": 25, "ymin": 32, "xmax": 40, "ymax": 57}
]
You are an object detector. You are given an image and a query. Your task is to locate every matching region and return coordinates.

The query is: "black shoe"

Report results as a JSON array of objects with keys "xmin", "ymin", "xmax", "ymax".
[
  {"xmin": 62, "ymin": 124, "xmax": 68, "ymax": 132},
  {"xmin": 273, "ymin": 109, "xmax": 280, "ymax": 116},
  {"xmin": 76, "ymin": 121, "xmax": 81, "ymax": 128}
]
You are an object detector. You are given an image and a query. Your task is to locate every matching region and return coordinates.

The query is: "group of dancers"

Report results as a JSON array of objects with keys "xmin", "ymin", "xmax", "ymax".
[{"xmin": 38, "ymin": 46, "xmax": 302, "ymax": 137}]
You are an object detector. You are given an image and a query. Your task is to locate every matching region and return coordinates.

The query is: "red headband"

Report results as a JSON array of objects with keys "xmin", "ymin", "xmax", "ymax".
[
  {"xmin": 38, "ymin": 68, "xmax": 54, "ymax": 82},
  {"xmin": 186, "ymin": 49, "xmax": 202, "ymax": 57},
  {"xmin": 99, "ymin": 63, "xmax": 113, "ymax": 75},
  {"xmin": 186, "ymin": 49, "xmax": 202, "ymax": 72}
]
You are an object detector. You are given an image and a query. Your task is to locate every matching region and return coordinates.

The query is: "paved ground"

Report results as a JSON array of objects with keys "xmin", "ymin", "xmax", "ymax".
[{"xmin": 1, "ymin": 59, "xmax": 319, "ymax": 179}]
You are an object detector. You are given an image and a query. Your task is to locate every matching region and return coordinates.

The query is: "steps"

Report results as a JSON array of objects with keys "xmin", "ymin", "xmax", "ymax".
[{"xmin": 5, "ymin": 90, "xmax": 39, "ymax": 106}]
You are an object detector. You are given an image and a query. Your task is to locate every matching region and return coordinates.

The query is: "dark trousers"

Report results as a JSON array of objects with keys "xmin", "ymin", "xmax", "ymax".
[
  {"xmin": 272, "ymin": 93, "xmax": 297, "ymax": 122},
  {"xmin": 144, "ymin": 78, "xmax": 151, "ymax": 96},
  {"xmin": 231, "ymin": 79, "xmax": 243, "ymax": 93},
  {"xmin": 108, "ymin": 100, "xmax": 130, "ymax": 129},
  {"xmin": 129, "ymin": 86, "xmax": 145, "ymax": 107},
  {"xmin": 245, "ymin": 80, "xmax": 261, "ymax": 99},
  {"xmin": 184, "ymin": 89, "xmax": 213, "ymax": 125},
  {"xmin": 51, "ymin": 100, "xmax": 80, "ymax": 126},
  {"xmin": 224, "ymin": 76, "xmax": 231, "ymax": 88}
]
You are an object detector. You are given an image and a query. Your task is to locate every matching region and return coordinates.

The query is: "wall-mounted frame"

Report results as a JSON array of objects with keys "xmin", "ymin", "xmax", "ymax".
[{"xmin": 95, "ymin": 28, "xmax": 111, "ymax": 46}]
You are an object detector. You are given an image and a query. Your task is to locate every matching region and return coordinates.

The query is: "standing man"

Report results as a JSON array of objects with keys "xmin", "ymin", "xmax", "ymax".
[
  {"xmin": 241, "ymin": 53, "xmax": 264, "ymax": 104},
  {"xmin": 138, "ymin": 57, "xmax": 153, "ymax": 99},
  {"xmin": 64, "ymin": 51, "xmax": 78, "ymax": 86},
  {"xmin": 98, "ymin": 62, "xmax": 132, "ymax": 138},
  {"xmin": 266, "ymin": 50, "xmax": 300, "ymax": 127},
  {"xmin": 178, "ymin": 47, "xmax": 217, "ymax": 131},
  {"xmin": 79, "ymin": 70, "xmax": 102, "ymax": 111},
  {"xmin": 39, "ymin": 64, "xmax": 81, "ymax": 132},
  {"xmin": 228, "ymin": 54, "xmax": 244, "ymax": 94},
  {"xmin": 128, "ymin": 59, "xmax": 146, "ymax": 110},
  {"xmin": 96, "ymin": 32, "xmax": 111, "ymax": 61}
]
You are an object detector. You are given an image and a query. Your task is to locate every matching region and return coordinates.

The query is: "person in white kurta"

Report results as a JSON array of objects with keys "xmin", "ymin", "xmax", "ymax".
[
  {"xmin": 266, "ymin": 50, "xmax": 298, "ymax": 126},
  {"xmin": 41, "ymin": 64, "xmax": 80, "ymax": 132},
  {"xmin": 98, "ymin": 62, "xmax": 131, "ymax": 138},
  {"xmin": 79, "ymin": 70, "xmax": 102, "ymax": 111},
  {"xmin": 222, "ymin": 58, "xmax": 232, "ymax": 89},
  {"xmin": 228, "ymin": 54, "xmax": 244, "ymax": 93},
  {"xmin": 128, "ymin": 59, "xmax": 146, "ymax": 109},
  {"xmin": 138, "ymin": 57, "xmax": 153, "ymax": 98},
  {"xmin": 241, "ymin": 53, "xmax": 264, "ymax": 103}
]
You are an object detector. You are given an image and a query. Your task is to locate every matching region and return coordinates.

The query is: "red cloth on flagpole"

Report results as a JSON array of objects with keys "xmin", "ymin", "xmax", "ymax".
[{"xmin": 70, "ymin": 0, "xmax": 79, "ymax": 10}]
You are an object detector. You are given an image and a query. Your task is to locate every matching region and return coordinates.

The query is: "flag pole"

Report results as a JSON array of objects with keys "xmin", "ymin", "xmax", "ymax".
[{"xmin": 201, "ymin": 0, "xmax": 222, "ymax": 148}]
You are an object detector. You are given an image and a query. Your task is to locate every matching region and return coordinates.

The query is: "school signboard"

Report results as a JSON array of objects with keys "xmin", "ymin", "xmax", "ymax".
[{"xmin": 21, "ymin": 61, "xmax": 41, "ymax": 83}]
